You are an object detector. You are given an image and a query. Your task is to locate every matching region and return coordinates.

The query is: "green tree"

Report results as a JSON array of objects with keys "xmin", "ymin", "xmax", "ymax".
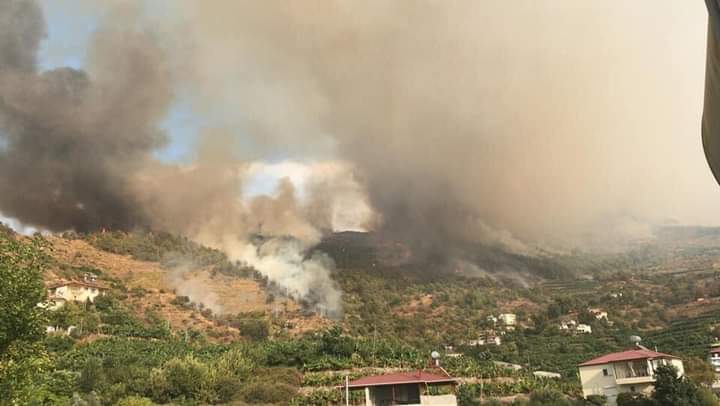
[
  {"xmin": 161, "ymin": 355, "xmax": 213, "ymax": 401},
  {"xmin": 0, "ymin": 235, "xmax": 51, "ymax": 403},
  {"xmin": 685, "ymin": 357, "xmax": 717, "ymax": 387},
  {"xmin": 617, "ymin": 391, "xmax": 653, "ymax": 406},
  {"xmin": 652, "ymin": 364, "xmax": 719, "ymax": 406},
  {"xmin": 78, "ymin": 357, "xmax": 106, "ymax": 393}
]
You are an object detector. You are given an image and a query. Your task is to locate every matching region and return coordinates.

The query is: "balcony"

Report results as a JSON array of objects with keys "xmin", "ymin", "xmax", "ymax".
[
  {"xmin": 616, "ymin": 375, "xmax": 655, "ymax": 385},
  {"xmin": 613, "ymin": 360, "xmax": 654, "ymax": 385}
]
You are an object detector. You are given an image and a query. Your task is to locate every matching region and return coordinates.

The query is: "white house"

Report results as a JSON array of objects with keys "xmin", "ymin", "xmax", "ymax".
[
  {"xmin": 465, "ymin": 330, "xmax": 503, "ymax": 347},
  {"xmin": 709, "ymin": 344, "xmax": 720, "ymax": 390},
  {"xmin": 48, "ymin": 274, "xmax": 108, "ymax": 308},
  {"xmin": 560, "ymin": 320, "xmax": 577, "ymax": 331},
  {"xmin": 578, "ymin": 349, "xmax": 684, "ymax": 406},
  {"xmin": 576, "ymin": 324, "xmax": 592, "ymax": 334},
  {"xmin": 498, "ymin": 313, "xmax": 516, "ymax": 326},
  {"xmin": 482, "ymin": 335, "xmax": 502, "ymax": 346},
  {"xmin": 344, "ymin": 370, "xmax": 458, "ymax": 405}
]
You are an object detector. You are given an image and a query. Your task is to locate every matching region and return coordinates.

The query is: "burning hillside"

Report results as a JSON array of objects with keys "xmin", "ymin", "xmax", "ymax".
[{"xmin": 0, "ymin": 0, "xmax": 715, "ymax": 316}]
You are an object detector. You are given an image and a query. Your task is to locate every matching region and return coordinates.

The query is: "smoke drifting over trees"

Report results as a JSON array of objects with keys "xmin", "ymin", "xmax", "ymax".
[{"xmin": 0, "ymin": 0, "xmax": 717, "ymax": 287}]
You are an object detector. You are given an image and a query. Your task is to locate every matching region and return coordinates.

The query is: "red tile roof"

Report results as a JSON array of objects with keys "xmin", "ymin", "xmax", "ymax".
[
  {"xmin": 48, "ymin": 279, "xmax": 108, "ymax": 290},
  {"xmin": 346, "ymin": 371, "xmax": 456, "ymax": 388},
  {"xmin": 579, "ymin": 349, "xmax": 679, "ymax": 367}
]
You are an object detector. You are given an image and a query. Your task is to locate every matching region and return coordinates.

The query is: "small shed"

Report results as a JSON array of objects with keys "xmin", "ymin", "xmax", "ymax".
[{"xmin": 344, "ymin": 370, "xmax": 458, "ymax": 405}]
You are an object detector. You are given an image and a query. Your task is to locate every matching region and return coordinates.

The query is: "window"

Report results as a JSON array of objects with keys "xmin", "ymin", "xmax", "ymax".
[
  {"xmin": 630, "ymin": 386, "xmax": 636, "ymax": 392},
  {"xmin": 602, "ymin": 369, "xmax": 610, "ymax": 376}
]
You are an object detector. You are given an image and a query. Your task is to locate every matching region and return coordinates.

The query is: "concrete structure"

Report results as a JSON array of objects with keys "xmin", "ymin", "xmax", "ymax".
[
  {"xmin": 480, "ymin": 335, "xmax": 502, "ymax": 346},
  {"xmin": 465, "ymin": 332, "xmax": 502, "ymax": 347},
  {"xmin": 560, "ymin": 320, "xmax": 577, "ymax": 331},
  {"xmin": 345, "ymin": 370, "xmax": 457, "ymax": 405},
  {"xmin": 48, "ymin": 273, "xmax": 108, "ymax": 308},
  {"xmin": 46, "ymin": 325, "xmax": 77, "ymax": 335},
  {"xmin": 576, "ymin": 324, "xmax": 593, "ymax": 334},
  {"xmin": 533, "ymin": 371, "xmax": 562, "ymax": 379},
  {"xmin": 709, "ymin": 344, "xmax": 720, "ymax": 391},
  {"xmin": 578, "ymin": 349, "xmax": 684, "ymax": 406},
  {"xmin": 493, "ymin": 361, "xmax": 523, "ymax": 371},
  {"xmin": 498, "ymin": 313, "xmax": 516, "ymax": 326}
]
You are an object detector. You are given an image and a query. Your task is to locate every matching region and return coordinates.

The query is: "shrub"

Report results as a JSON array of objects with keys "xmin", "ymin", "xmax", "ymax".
[
  {"xmin": 45, "ymin": 335, "xmax": 75, "ymax": 352},
  {"xmin": 170, "ymin": 295, "xmax": 191, "ymax": 307},
  {"xmin": 529, "ymin": 389, "xmax": 568, "ymax": 405},
  {"xmin": 256, "ymin": 367, "xmax": 302, "ymax": 387},
  {"xmin": 161, "ymin": 356, "xmax": 212, "ymax": 401},
  {"xmin": 585, "ymin": 395, "xmax": 607, "ymax": 405},
  {"xmin": 214, "ymin": 374, "xmax": 244, "ymax": 403},
  {"xmin": 116, "ymin": 396, "xmax": 156, "ymax": 406},
  {"xmin": 78, "ymin": 357, "xmax": 106, "ymax": 393},
  {"xmin": 241, "ymin": 382, "xmax": 298, "ymax": 404},
  {"xmin": 238, "ymin": 319, "xmax": 269, "ymax": 341}
]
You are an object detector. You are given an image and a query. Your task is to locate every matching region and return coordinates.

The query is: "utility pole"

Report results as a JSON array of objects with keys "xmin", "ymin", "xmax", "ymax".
[
  {"xmin": 373, "ymin": 323, "xmax": 377, "ymax": 364},
  {"xmin": 345, "ymin": 375, "xmax": 350, "ymax": 406},
  {"xmin": 480, "ymin": 373, "xmax": 484, "ymax": 404}
]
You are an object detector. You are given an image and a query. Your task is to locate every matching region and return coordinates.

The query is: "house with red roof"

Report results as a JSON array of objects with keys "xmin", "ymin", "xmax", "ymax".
[
  {"xmin": 578, "ymin": 348, "xmax": 684, "ymax": 405},
  {"xmin": 343, "ymin": 370, "xmax": 458, "ymax": 405}
]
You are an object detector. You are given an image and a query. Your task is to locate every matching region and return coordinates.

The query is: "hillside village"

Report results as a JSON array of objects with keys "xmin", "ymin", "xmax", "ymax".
[{"xmin": 6, "ymin": 226, "xmax": 720, "ymax": 405}]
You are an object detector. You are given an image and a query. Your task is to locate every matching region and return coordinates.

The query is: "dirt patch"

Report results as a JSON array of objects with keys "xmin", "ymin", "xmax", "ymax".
[{"xmin": 46, "ymin": 236, "xmax": 331, "ymax": 338}]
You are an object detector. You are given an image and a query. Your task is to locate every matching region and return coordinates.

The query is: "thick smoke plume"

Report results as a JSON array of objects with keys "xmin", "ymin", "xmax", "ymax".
[
  {"xmin": 0, "ymin": 0, "xmax": 718, "ymax": 302},
  {"xmin": 0, "ymin": 0, "xmax": 169, "ymax": 232},
  {"xmin": 172, "ymin": 0, "xmax": 715, "ymax": 253},
  {"xmin": 0, "ymin": 0, "xmax": 349, "ymax": 315}
]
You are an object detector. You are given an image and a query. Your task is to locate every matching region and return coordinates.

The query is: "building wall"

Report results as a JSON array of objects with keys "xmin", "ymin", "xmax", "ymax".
[
  {"xmin": 710, "ymin": 352, "xmax": 720, "ymax": 373},
  {"xmin": 580, "ymin": 359, "xmax": 685, "ymax": 406},
  {"xmin": 670, "ymin": 359, "xmax": 685, "ymax": 376},
  {"xmin": 53, "ymin": 285, "xmax": 104, "ymax": 303},
  {"xmin": 498, "ymin": 314, "xmax": 516, "ymax": 325},
  {"xmin": 420, "ymin": 394, "xmax": 457, "ymax": 405},
  {"xmin": 579, "ymin": 363, "xmax": 619, "ymax": 400}
]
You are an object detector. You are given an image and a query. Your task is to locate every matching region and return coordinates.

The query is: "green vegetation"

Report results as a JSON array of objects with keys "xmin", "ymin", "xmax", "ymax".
[
  {"xmin": 0, "ymin": 230, "xmax": 51, "ymax": 404},
  {"xmin": 616, "ymin": 365, "xmax": 719, "ymax": 406},
  {"xmin": 4, "ymin": 227, "xmax": 720, "ymax": 404}
]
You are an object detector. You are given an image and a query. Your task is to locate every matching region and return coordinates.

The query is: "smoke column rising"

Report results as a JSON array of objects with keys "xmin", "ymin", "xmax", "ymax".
[
  {"xmin": 0, "ymin": 0, "xmax": 351, "ymax": 314},
  {"xmin": 173, "ymin": 1, "xmax": 716, "ymax": 253},
  {"xmin": 1, "ymin": 0, "xmax": 718, "ymax": 301}
]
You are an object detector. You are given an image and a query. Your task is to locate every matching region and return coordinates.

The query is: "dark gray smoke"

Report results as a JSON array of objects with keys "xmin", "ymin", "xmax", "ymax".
[
  {"xmin": 1, "ymin": 0, "xmax": 715, "ymax": 269},
  {"xmin": 173, "ymin": 1, "xmax": 713, "ymax": 255},
  {"xmin": 0, "ymin": 0, "xmax": 347, "ymax": 314},
  {"xmin": 0, "ymin": 0, "xmax": 171, "ymax": 232}
]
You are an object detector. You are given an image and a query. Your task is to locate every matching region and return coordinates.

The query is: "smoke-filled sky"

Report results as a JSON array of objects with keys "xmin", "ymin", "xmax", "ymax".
[{"xmin": 1, "ymin": 0, "xmax": 717, "ymax": 253}]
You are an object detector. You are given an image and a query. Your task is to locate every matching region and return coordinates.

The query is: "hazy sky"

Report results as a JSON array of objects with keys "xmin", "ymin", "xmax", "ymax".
[{"xmin": 3, "ymin": 1, "xmax": 718, "ymax": 250}]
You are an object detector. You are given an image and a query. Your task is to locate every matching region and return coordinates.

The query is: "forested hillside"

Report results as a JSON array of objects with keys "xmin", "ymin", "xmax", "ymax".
[{"xmin": 4, "ymin": 225, "xmax": 720, "ymax": 405}]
